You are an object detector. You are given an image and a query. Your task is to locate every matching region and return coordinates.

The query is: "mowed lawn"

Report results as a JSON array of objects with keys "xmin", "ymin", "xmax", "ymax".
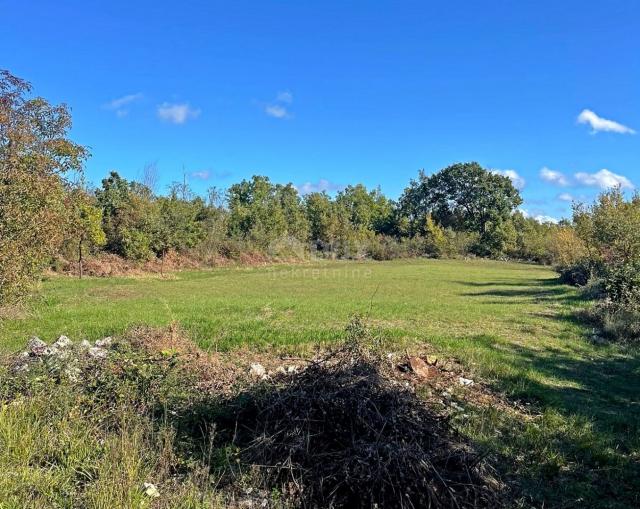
[{"xmin": 1, "ymin": 258, "xmax": 639, "ymax": 506}]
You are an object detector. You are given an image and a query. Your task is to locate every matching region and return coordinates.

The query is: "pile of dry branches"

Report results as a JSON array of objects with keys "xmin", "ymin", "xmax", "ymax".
[{"xmin": 221, "ymin": 343, "xmax": 502, "ymax": 508}]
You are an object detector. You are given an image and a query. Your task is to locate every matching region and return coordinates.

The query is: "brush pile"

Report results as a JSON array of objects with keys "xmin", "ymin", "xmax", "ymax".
[{"xmin": 222, "ymin": 343, "xmax": 502, "ymax": 508}]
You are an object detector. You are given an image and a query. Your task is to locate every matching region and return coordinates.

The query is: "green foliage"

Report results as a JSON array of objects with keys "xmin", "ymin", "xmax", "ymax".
[
  {"xmin": 400, "ymin": 162, "xmax": 522, "ymax": 233},
  {"xmin": 227, "ymin": 176, "xmax": 308, "ymax": 249},
  {"xmin": 152, "ymin": 195, "xmax": 205, "ymax": 257},
  {"xmin": 398, "ymin": 162, "xmax": 522, "ymax": 257},
  {"xmin": 96, "ymin": 171, "xmax": 157, "ymax": 260},
  {"xmin": 423, "ymin": 214, "xmax": 447, "ymax": 257},
  {"xmin": 0, "ymin": 70, "xmax": 87, "ymax": 303},
  {"xmin": 66, "ymin": 188, "xmax": 106, "ymax": 276},
  {"xmin": 121, "ymin": 228, "xmax": 154, "ymax": 261}
]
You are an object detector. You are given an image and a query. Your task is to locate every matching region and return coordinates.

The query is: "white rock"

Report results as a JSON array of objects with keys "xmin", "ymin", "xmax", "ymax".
[
  {"xmin": 14, "ymin": 363, "xmax": 30, "ymax": 373},
  {"xmin": 286, "ymin": 365, "xmax": 299, "ymax": 374},
  {"xmin": 41, "ymin": 346, "xmax": 58, "ymax": 357},
  {"xmin": 95, "ymin": 337, "xmax": 113, "ymax": 348},
  {"xmin": 88, "ymin": 347, "xmax": 108, "ymax": 359},
  {"xmin": 458, "ymin": 377, "xmax": 474, "ymax": 386},
  {"xmin": 28, "ymin": 336, "xmax": 47, "ymax": 354},
  {"xmin": 53, "ymin": 335, "xmax": 73, "ymax": 349},
  {"xmin": 250, "ymin": 363, "xmax": 266, "ymax": 377},
  {"xmin": 80, "ymin": 340, "xmax": 91, "ymax": 349},
  {"xmin": 142, "ymin": 482, "xmax": 160, "ymax": 498}
]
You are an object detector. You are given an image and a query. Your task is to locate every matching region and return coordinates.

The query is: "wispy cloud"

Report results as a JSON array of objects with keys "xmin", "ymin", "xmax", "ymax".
[
  {"xmin": 104, "ymin": 93, "xmax": 143, "ymax": 117},
  {"xmin": 491, "ymin": 169, "xmax": 525, "ymax": 190},
  {"xmin": 557, "ymin": 192, "xmax": 574, "ymax": 202},
  {"xmin": 189, "ymin": 169, "xmax": 232, "ymax": 181},
  {"xmin": 276, "ymin": 90, "xmax": 293, "ymax": 103},
  {"xmin": 574, "ymin": 169, "xmax": 634, "ymax": 190},
  {"xmin": 264, "ymin": 91, "xmax": 293, "ymax": 119},
  {"xmin": 157, "ymin": 102, "xmax": 201, "ymax": 124},
  {"xmin": 190, "ymin": 170, "xmax": 210, "ymax": 180},
  {"xmin": 295, "ymin": 179, "xmax": 343, "ymax": 195},
  {"xmin": 520, "ymin": 208, "xmax": 559, "ymax": 224},
  {"xmin": 540, "ymin": 167, "xmax": 570, "ymax": 186},
  {"xmin": 265, "ymin": 104, "xmax": 289, "ymax": 119},
  {"xmin": 577, "ymin": 109, "xmax": 635, "ymax": 134}
]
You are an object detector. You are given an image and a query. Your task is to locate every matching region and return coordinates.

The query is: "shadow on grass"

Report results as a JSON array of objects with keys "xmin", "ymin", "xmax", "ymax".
[
  {"xmin": 456, "ymin": 276, "xmax": 640, "ymax": 506},
  {"xmin": 457, "ymin": 278, "xmax": 585, "ymax": 305}
]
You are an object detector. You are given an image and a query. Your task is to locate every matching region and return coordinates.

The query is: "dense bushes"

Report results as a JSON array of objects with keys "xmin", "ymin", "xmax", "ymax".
[{"xmin": 552, "ymin": 189, "xmax": 640, "ymax": 343}]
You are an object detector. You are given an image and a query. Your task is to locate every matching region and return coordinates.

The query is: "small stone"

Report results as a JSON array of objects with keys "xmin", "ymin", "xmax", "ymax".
[
  {"xmin": 95, "ymin": 337, "xmax": 113, "ymax": 348},
  {"xmin": 53, "ymin": 335, "xmax": 73, "ymax": 349},
  {"xmin": 28, "ymin": 336, "xmax": 47, "ymax": 355},
  {"xmin": 142, "ymin": 482, "xmax": 160, "ymax": 498},
  {"xmin": 407, "ymin": 356, "xmax": 438, "ymax": 379},
  {"xmin": 250, "ymin": 363, "xmax": 266, "ymax": 378},
  {"xmin": 80, "ymin": 340, "xmax": 91, "ymax": 349},
  {"xmin": 286, "ymin": 365, "xmax": 298, "ymax": 374},
  {"xmin": 88, "ymin": 347, "xmax": 108, "ymax": 359},
  {"xmin": 14, "ymin": 363, "xmax": 30, "ymax": 373},
  {"xmin": 458, "ymin": 377, "xmax": 474, "ymax": 386},
  {"xmin": 426, "ymin": 355, "xmax": 438, "ymax": 365}
]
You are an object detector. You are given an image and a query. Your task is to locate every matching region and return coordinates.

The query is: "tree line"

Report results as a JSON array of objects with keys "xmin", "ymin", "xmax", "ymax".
[{"xmin": 3, "ymin": 69, "xmax": 640, "ymax": 342}]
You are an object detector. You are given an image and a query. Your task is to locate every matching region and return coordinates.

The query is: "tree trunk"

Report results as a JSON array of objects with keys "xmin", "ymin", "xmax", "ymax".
[
  {"xmin": 78, "ymin": 240, "xmax": 83, "ymax": 279},
  {"xmin": 161, "ymin": 249, "xmax": 165, "ymax": 277}
]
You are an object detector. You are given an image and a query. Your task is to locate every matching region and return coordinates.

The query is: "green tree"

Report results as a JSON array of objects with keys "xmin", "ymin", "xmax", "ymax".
[
  {"xmin": 399, "ymin": 162, "xmax": 522, "ymax": 256},
  {"xmin": 96, "ymin": 171, "xmax": 156, "ymax": 260},
  {"xmin": 67, "ymin": 188, "xmax": 106, "ymax": 278},
  {"xmin": 0, "ymin": 70, "xmax": 87, "ymax": 303},
  {"xmin": 227, "ymin": 176, "xmax": 307, "ymax": 250},
  {"xmin": 151, "ymin": 194, "xmax": 205, "ymax": 275},
  {"xmin": 423, "ymin": 214, "xmax": 447, "ymax": 257}
]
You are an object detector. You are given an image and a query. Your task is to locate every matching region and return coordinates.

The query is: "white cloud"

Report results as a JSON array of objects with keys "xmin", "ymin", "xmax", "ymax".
[
  {"xmin": 295, "ymin": 179, "xmax": 343, "ymax": 195},
  {"xmin": 190, "ymin": 170, "xmax": 210, "ymax": 180},
  {"xmin": 540, "ymin": 167, "xmax": 570, "ymax": 186},
  {"xmin": 276, "ymin": 91, "xmax": 293, "ymax": 103},
  {"xmin": 557, "ymin": 192, "xmax": 574, "ymax": 202},
  {"xmin": 157, "ymin": 102, "xmax": 200, "ymax": 124},
  {"xmin": 519, "ymin": 208, "xmax": 559, "ymax": 224},
  {"xmin": 577, "ymin": 109, "xmax": 635, "ymax": 134},
  {"xmin": 104, "ymin": 93, "xmax": 143, "ymax": 117},
  {"xmin": 265, "ymin": 104, "xmax": 289, "ymax": 119},
  {"xmin": 264, "ymin": 90, "xmax": 294, "ymax": 119},
  {"xmin": 574, "ymin": 169, "xmax": 634, "ymax": 190},
  {"xmin": 534, "ymin": 214, "xmax": 559, "ymax": 224},
  {"xmin": 491, "ymin": 169, "xmax": 525, "ymax": 190}
]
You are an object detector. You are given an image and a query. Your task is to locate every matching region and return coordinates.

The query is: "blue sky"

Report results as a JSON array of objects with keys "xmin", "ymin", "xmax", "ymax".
[{"xmin": 2, "ymin": 0, "xmax": 639, "ymax": 221}]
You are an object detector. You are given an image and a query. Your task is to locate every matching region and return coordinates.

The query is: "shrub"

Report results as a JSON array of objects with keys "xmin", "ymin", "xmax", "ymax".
[
  {"xmin": 603, "ymin": 262, "xmax": 640, "ymax": 306},
  {"xmin": 557, "ymin": 260, "xmax": 592, "ymax": 286},
  {"xmin": 586, "ymin": 302, "xmax": 640, "ymax": 343},
  {"xmin": 120, "ymin": 228, "xmax": 154, "ymax": 262}
]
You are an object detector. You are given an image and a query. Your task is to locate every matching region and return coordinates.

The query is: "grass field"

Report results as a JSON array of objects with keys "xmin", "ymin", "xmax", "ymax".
[{"xmin": 1, "ymin": 258, "xmax": 639, "ymax": 507}]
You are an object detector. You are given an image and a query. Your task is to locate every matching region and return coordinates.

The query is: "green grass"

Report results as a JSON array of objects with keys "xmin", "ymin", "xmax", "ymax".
[{"xmin": 1, "ymin": 258, "xmax": 639, "ymax": 507}]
